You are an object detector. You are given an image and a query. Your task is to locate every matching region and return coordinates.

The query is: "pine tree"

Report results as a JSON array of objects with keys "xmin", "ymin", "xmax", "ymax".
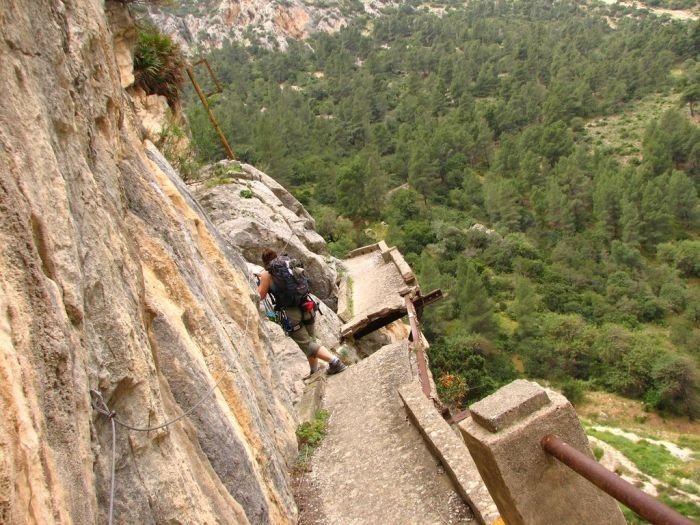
[
  {"xmin": 510, "ymin": 276, "xmax": 542, "ymax": 339},
  {"xmin": 620, "ymin": 200, "xmax": 642, "ymax": 247},
  {"xmin": 454, "ymin": 259, "xmax": 499, "ymax": 338},
  {"xmin": 668, "ymin": 170, "xmax": 699, "ymax": 230},
  {"xmin": 640, "ymin": 176, "xmax": 673, "ymax": 248}
]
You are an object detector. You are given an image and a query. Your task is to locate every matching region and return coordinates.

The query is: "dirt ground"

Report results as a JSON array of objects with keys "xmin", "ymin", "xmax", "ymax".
[
  {"xmin": 577, "ymin": 390, "xmax": 700, "ymax": 437},
  {"xmin": 292, "ymin": 467, "xmax": 327, "ymax": 525}
]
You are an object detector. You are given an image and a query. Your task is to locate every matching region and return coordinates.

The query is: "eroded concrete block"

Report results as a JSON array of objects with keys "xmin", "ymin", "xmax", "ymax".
[{"xmin": 458, "ymin": 380, "xmax": 626, "ymax": 525}]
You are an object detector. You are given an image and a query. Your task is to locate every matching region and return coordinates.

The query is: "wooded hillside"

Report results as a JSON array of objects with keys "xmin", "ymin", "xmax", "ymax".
[{"xmin": 184, "ymin": 0, "xmax": 700, "ymax": 417}]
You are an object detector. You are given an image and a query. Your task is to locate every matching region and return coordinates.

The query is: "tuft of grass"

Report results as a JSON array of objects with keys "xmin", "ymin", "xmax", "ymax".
[
  {"xmin": 593, "ymin": 445, "xmax": 605, "ymax": 461},
  {"xmin": 345, "ymin": 276, "xmax": 354, "ymax": 317},
  {"xmin": 677, "ymin": 435, "xmax": 700, "ymax": 452},
  {"xmin": 294, "ymin": 410, "xmax": 330, "ymax": 472},
  {"xmin": 239, "ymin": 186, "xmax": 255, "ymax": 199},
  {"xmin": 658, "ymin": 493, "xmax": 700, "ymax": 522},
  {"xmin": 205, "ymin": 165, "xmax": 242, "ymax": 187},
  {"xmin": 206, "ymin": 175, "xmax": 234, "ymax": 188}
]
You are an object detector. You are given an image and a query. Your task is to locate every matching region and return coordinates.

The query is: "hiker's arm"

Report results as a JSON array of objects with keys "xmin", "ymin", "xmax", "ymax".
[{"xmin": 257, "ymin": 271, "xmax": 271, "ymax": 300}]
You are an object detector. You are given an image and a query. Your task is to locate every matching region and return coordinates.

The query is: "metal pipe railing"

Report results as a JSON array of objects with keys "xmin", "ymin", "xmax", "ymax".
[
  {"xmin": 404, "ymin": 294, "xmax": 432, "ymax": 398},
  {"xmin": 541, "ymin": 434, "xmax": 695, "ymax": 525}
]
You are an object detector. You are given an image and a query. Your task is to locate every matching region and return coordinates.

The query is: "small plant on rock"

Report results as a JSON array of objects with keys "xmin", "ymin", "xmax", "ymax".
[
  {"xmin": 239, "ymin": 186, "xmax": 255, "ymax": 199},
  {"xmin": 295, "ymin": 409, "xmax": 330, "ymax": 472}
]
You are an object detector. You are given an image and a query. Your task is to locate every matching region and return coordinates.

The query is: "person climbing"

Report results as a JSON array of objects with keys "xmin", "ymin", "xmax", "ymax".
[{"xmin": 257, "ymin": 248, "xmax": 347, "ymax": 376}]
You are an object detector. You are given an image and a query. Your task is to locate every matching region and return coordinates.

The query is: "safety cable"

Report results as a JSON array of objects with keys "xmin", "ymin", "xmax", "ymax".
[
  {"xmin": 91, "ymin": 309, "xmax": 252, "ymax": 524},
  {"xmin": 108, "ymin": 416, "xmax": 116, "ymax": 525}
]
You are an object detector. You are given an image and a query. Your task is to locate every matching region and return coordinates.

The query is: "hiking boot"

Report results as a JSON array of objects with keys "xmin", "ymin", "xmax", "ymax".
[
  {"xmin": 327, "ymin": 359, "xmax": 347, "ymax": 375},
  {"xmin": 304, "ymin": 366, "xmax": 325, "ymax": 380}
]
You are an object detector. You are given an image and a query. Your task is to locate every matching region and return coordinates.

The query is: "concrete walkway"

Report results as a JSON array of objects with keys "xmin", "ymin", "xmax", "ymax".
[
  {"xmin": 339, "ymin": 243, "xmax": 418, "ymax": 339},
  {"xmin": 298, "ymin": 342, "xmax": 475, "ymax": 525},
  {"xmin": 343, "ymin": 249, "xmax": 407, "ymax": 319}
]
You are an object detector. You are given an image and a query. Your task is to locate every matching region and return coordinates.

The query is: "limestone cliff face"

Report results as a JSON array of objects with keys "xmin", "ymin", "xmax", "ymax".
[
  {"xmin": 149, "ymin": 0, "xmax": 398, "ymax": 52},
  {"xmin": 0, "ymin": 1, "xmax": 304, "ymax": 523}
]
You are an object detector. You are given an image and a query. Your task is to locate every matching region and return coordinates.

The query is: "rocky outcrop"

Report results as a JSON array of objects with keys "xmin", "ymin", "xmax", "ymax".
[
  {"xmin": 0, "ymin": 2, "xmax": 304, "ymax": 523},
  {"xmin": 193, "ymin": 161, "xmax": 340, "ymax": 309},
  {"xmin": 149, "ymin": 0, "xmax": 397, "ymax": 52}
]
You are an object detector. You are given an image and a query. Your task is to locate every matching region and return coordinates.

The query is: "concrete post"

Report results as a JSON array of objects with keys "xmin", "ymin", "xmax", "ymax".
[{"xmin": 458, "ymin": 380, "xmax": 626, "ymax": 525}]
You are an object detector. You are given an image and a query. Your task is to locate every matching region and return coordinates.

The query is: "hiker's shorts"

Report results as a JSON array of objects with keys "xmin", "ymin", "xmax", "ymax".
[{"xmin": 285, "ymin": 306, "xmax": 321, "ymax": 358}]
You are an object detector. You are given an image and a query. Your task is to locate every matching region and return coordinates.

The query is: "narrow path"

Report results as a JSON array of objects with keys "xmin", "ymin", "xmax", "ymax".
[
  {"xmin": 343, "ymin": 250, "xmax": 406, "ymax": 318},
  {"xmin": 298, "ymin": 342, "xmax": 474, "ymax": 525}
]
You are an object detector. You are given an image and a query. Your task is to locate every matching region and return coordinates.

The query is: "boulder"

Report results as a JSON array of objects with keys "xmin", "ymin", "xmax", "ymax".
[{"xmin": 193, "ymin": 161, "xmax": 339, "ymax": 309}]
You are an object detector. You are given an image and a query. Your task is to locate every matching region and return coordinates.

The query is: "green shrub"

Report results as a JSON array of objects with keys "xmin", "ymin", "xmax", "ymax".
[
  {"xmin": 134, "ymin": 24, "xmax": 185, "ymax": 108},
  {"xmin": 593, "ymin": 445, "xmax": 604, "ymax": 461},
  {"xmin": 240, "ymin": 187, "xmax": 255, "ymax": 199},
  {"xmin": 560, "ymin": 378, "xmax": 587, "ymax": 405}
]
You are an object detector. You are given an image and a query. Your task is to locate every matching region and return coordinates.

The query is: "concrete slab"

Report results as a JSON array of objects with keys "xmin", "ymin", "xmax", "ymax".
[
  {"xmin": 339, "ymin": 243, "xmax": 418, "ymax": 338},
  {"xmin": 303, "ymin": 342, "xmax": 475, "ymax": 524},
  {"xmin": 297, "ymin": 371, "xmax": 327, "ymax": 424},
  {"xmin": 459, "ymin": 381, "xmax": 626, "ymax": 525}
]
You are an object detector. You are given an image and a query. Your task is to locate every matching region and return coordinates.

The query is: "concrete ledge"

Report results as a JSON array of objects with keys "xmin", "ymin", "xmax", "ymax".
[
  {"xmin": 336, "ymin": 277, "xmax": 352, "ymax": 322},
  {"xmin": 399, "ymin": 382, "xmax": 501, "ymax": 525},
  {"xmin": 459, "ymin": 381, "xmax": 626, "ymax": 525},
  {"xmin": 470, "ymin": 379, "xmax": 550, "ymax": 433},
  {"xmin": 346, "ymin": 242, "xmax": 380, "ymax": 259},
  {"xmin": 389, "ymin": 248, "xmax": 416, "ymax": 284},
  {"xmin": 378, "ymin": 240, "xmax": 392, "ymax": 262},
  {"xmin": 298, "ymin": 372, "xmax": 327, "ymax": 424}
]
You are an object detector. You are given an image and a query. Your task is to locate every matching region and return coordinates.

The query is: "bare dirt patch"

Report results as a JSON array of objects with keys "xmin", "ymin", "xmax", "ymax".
[
  {"xmin": 292, "ymin": 467, "xmax": 328, "ymax": 525},
  {"xmin": 577, "ymin": 390, "xmax": 700, "ymax": 438}
]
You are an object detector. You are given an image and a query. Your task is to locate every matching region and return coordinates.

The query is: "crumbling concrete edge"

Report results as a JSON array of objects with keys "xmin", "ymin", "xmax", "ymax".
[
  {"xmin": 298, "ymin": 373, "xmax": 327, "ymax": 424},
  {"xmin": 398, "ymin": 382, "xmax": 501, "ymax": 525},
  {"xmin": 388, "ymin": 248, "xmax": 416, "ymax": 284}
]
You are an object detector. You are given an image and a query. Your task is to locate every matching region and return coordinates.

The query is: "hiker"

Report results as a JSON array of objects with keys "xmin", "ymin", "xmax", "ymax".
[{"xmin": 257, "ymin": 249, "xmax": 347, "ymax": 376}]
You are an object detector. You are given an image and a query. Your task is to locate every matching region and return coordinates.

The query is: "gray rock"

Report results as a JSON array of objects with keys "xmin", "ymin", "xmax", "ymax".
[{"xmin": 193, "ymin": 162, "xmax": 339, "ymax": 309}]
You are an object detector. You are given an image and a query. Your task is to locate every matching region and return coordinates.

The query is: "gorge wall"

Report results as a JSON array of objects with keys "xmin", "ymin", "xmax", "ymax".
[
  {"xmin": 0, "ymin": 1, "xmax": 314, "ymax": 523},
  {"xmin": 149, "ymin": 0, "xmax": 400, "ymax": 52}
]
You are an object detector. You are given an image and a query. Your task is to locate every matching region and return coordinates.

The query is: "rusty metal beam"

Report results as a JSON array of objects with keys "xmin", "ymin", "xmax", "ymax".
[
  {"xmin": 541, "ymin": 434, "xmax": 694, "ymax": 525},
  {"xmin": 192, "ymin": 58, "xmax": 223, "ymax": 98},
  {"xmin": 448, "ymin": 410, "xmax": 471, "ymax": 425},
  {"xmin": 186, "ymin": 62, "xmax": 235, "ymax": 160},
  {"xmin": 349, "ymin": 311, "xmax": 406, "ymax": 339},
  {"xmin": 404, "ymin": 294, "xmax": 432, "ymax": 398}
]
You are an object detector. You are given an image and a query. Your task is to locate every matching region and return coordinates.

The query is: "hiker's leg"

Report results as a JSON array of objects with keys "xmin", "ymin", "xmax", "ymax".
[
  {"xmin": 314, "ymin": 347, "xmax": 334, "ymax": 362},
  {"xmin": 287, "ymin": 307, "xmax": 322, "ymax": 371}
]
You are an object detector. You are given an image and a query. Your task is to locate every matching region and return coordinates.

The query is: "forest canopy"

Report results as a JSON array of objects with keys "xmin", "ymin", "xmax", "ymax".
[{"xmin": 185, "ymin": 0, "xmax": 700, "ymax": 416}]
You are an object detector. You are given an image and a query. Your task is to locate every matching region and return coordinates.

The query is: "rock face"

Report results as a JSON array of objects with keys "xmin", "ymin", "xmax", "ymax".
[
  {"xmin": 149, "ymin": 0, "xmax": 399, "ymax": 52},
  {"xmin": 193, "ymin": 161, "xmax": 340, "ymax": 309},
  {"xmin": 0, "ymin": 2, "xmax": 304, "ymax": 523}
]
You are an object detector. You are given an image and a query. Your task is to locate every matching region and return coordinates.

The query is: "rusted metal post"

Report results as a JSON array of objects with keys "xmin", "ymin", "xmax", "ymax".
[
  {"xmin": 404, "ymin": 293, "xmax": 431, "ymax": 398},
  {"xmin": 541, "ymin": 434, "xmax": 694, "ymax": 525},
  {"xmin": 186, "ymin": 65, "xmax": 235, "ymax": 160}
]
